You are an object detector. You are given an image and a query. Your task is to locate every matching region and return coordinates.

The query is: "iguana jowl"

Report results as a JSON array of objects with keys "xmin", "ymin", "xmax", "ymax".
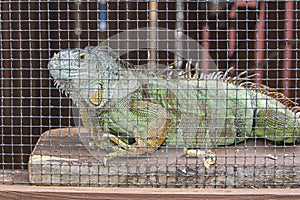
[{"xmin": 48, "ymin": 46, "xmax": 300, "ymax": 167}]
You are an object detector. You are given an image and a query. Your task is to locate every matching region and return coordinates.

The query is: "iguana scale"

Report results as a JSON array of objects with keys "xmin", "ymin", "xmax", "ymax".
[{"xmin": 48, "ymin": 46, "xmax": 300, "ymax": 167}]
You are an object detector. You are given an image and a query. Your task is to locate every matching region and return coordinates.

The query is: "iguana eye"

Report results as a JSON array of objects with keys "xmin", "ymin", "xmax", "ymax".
[{"xmin": 80, "ymin": 53, "xmax": 86, "ymax": 60}]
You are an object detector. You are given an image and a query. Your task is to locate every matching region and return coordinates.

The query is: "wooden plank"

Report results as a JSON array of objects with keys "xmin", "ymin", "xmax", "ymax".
[
  {"xmin": 0, "ymin": 170, "xmax": 29, "ymax": 184},
  {"xmin": 28, "ymin": 128, "xmax": 300, "ymax": 188},
  {"xmin": 0, "ymin": 186, "xmax": 300, "ymax": 200}
]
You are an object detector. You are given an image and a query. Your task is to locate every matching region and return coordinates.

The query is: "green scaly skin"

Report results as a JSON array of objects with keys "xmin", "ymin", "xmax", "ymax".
[{"xmin": 48, "ymin": 46, "xmax": 300, "ymax": 165}]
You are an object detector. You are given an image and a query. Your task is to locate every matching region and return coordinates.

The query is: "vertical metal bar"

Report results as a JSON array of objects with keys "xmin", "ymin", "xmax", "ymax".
[
  {"xmin": 228, "ymin": 3, "xmax": 237, "ymax": 72},
  {"xmin": 283, "ymin": 1, "xmax": 294, "ymax": 97},
  {"xmin": 73, "ymin": 1, "xmax": 81, "ymax": 48},
  {"xmin": 149, "ymin": 0, "xmax": 157, "ymax": 70},
  {"xmin": 74, "ymin": 2, "xmax": 81, "ymax": 35},
  {"xmin": 175, "ymin": 1, "xmax": 184, "ymax": 69}
]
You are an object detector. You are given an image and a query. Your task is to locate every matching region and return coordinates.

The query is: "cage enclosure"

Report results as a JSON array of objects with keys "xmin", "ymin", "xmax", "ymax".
[{"xmin": 1, "ymin": 1, "xmax": 300, "ymax": 193}]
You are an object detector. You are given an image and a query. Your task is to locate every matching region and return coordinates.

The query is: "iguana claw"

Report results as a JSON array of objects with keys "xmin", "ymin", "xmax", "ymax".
[
  {"xmin": 203, "ymin": 150, "xmax": 217, "ymax": 170},
  {"xmin": 102, "ymin": 157, "xmax": 109, "ymax": 167}
]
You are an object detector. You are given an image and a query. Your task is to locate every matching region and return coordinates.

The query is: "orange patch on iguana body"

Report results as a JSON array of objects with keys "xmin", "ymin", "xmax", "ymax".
[{"xmin": 89, "ymin": 91, "xmax": 101, "ymax": 106}]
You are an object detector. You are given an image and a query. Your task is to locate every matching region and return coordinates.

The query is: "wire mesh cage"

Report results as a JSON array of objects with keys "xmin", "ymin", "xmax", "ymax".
[{"xmin": 1, "ymin": 1, "xmax": 300, "ymax": 190}]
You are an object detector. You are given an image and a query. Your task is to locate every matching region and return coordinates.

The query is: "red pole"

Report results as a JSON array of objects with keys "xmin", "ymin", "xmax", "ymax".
[
  {"xmin": 255, "ymin": 2, "xmax": 266, "ymax": 84},
  {"xmin": 228, "ymin": 2, "xmax": 259, "ymax": 74},
  {"xmin": 283, "ymin": 1, "xmax": 294, "ymax": 97}
]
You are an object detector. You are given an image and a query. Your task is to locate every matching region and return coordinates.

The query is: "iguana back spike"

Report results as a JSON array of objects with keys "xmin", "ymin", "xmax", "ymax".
[
  {"xmin": 179, "ymin": 61, "xmax": 300, "ymax": 117},
  {"xmin": 193, "ymin": 67, "xmax": 300, "ymax": 116},
  {"xmin": 237, "ymin": 81, "xmax": 300, "ymax": 115}
]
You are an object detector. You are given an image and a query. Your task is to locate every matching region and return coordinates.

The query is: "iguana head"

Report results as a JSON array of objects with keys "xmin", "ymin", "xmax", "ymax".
[{"xmin": 48, "ymin": 46, "xmax": 136, "ymax": 107}]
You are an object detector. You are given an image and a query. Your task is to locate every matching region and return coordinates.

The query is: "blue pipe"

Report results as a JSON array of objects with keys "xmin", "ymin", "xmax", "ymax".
[{"xmin": 99, "ymin": 2, "xmax": 107, "ymax": 30}]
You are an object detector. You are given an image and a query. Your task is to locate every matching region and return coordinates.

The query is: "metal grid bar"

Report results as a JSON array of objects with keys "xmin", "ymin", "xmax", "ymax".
[{"xmin": 0, "ymin": 1, "xmax": 299, "ymax": 188}]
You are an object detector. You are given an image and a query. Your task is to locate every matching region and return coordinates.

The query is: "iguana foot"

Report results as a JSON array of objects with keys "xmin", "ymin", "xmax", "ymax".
[
  {"xmin": 183, "ymin": 148, "xmax": 217, "ymax": 169},
  {"xmin": 88, "ymin": 136, "xmax": 115, "ymax": 152},
  {"xmin": 88, "ymin": 138, "xmax": 100, "ymax": 150},
  {"xmin": 101, "ymin": 126, "xmax": 165, "ymax": 167},
  {"xmin": 203, "ymin": 150, "xmax": 217, "ymax": 169},
  {"xmin": 101, "ymin": 133, "xmax": 136, "ymax": 167},
  {"xmin": 101, "ymin": 145, "xmax": 135, "ymax": 167}
]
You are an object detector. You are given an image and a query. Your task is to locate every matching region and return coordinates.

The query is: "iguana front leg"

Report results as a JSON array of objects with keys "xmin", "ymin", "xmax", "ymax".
[
  {"xmin": 79, "ymin": 106, "xmax": 115, "ymax": 152},
  {"xmin": 104, "ymin": 100, "xmax": 169, "ymax": 159},
  {"xmin": 105, "ymin": 124, "xmax": 217, "ymax": 169}
]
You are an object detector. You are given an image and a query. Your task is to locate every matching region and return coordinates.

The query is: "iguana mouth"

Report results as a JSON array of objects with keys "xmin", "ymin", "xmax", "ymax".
[
  {"xmin": 48, "ymin": 51, "xmax": 80, "ymax": 97},
  {"xmin": 48, "ymin": 52, "xmax": 67, "ymax": 80}
]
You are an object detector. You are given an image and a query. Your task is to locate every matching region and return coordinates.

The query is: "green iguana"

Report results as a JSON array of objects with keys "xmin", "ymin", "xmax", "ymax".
[{"xmin": 48, "ymin": 46, "xmax": 300, "ymax": 168}]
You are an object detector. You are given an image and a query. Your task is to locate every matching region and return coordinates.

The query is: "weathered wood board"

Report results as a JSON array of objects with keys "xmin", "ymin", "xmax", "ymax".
[{"xmin": 28, "ymin": 128, "xmax": 300, "ymax": 188}]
